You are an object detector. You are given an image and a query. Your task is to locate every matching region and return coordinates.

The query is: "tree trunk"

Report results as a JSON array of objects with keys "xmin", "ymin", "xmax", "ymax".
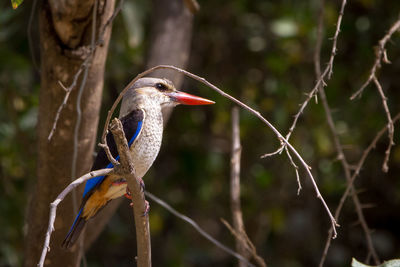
[
  {"xmin": 84, "ymin": 0, "xmax": 194, "ymax": 249},
  {"xmin": 25, "ymin": 1, "xmax": 115, "ymax": 266}
]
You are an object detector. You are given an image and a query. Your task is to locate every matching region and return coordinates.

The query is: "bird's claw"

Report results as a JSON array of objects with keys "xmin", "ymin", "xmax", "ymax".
[
  {"xmin": 139, "ymin": 178, "xmax": 145, "ymax": 192},
  {"xmin": 142, "ymin": 200, "xmax": 150, "ymax": 217},
  {"xmin": 124, "ymin": 187, "xmax": 132, "ymax": 200}
]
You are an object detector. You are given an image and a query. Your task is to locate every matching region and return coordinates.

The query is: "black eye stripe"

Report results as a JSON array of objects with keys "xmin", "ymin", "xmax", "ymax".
[{"xmin": 155, "ymin": 83, "xmax": 168, "ymax": 91}]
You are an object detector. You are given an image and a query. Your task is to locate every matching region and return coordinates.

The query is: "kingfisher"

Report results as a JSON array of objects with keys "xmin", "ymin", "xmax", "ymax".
[{"xmin": 62, "ymin": 78, "xmax": 214, "ymax": 248}]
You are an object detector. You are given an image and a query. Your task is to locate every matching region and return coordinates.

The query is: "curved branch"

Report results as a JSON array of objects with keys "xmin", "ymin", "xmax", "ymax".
[
  {"xmin": 37, "ymin": 168, "xmax": 113, "ymax": 267},
  {"xmin": 101, "ymin": 65, "xmax": 338, "ymax": 239}
]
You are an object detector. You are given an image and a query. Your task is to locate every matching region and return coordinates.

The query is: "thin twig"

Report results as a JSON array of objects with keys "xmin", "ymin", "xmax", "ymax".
[
  {"xmin": 313, "ymin": 2, "xmax": 380, "ymax": 265},
  {"xmin": 318, "ymin": 113, "xmax": 400, "ymax": 266},
  {"xmin": 349, "ymin": 16, "xmax": 400, "ymax": 172},
  {"xmin": 71, "ymin": 3, "xmax": 98, "ymax": 265},
  {"xmin": 350, "ymin": 17, "xmax": 400, "ymax": 99},
  {"xmin": 373, "ymin": 77, "xmax": 394, "ymax": 172},
  {"xmin": 221, "ymin": 219, "xmax": 267, "ymax": 267},
  {"xmin": 261, "ymin": 0, "xmax": 347, "ymax": 155},
  {"xmin": 230, "ymin": 107, "xmax": 255, "ymax": 266},
  {"xmin": 102, "ymin": 65, "xmax": 338, "ymax": 238},
  {"xmin": 37, "ymin": 168, "xmax": 113, "ymax": 267},
  {"xmin": 144, "ymin": 191, "xmax": 255, "ymax": 267}
]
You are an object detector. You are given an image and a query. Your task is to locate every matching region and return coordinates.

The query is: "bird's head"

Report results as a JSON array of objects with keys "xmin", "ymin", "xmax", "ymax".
[{"xmin": 120, "ymin": 77, "xmax": 214, "ymax": 117}]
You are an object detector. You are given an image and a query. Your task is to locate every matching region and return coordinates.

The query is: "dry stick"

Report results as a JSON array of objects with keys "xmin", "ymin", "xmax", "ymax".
[
  {"xmin": 221, "ymin": 219, "xmax": 266, "ymax": 267},
  {"xmin": 350, "ymin": 17, "xmax": 400, "ymax": 172},
  {"xmin": 313, "ymin": 1, "xmax": 379, "ymax": 265},
  {"xmin": 101, "ymin": 65, "xmax": 338, "ymax": 239},
  {"xmin": 314, "ymin": 2, "xmax": 380, "ymax": 265},
  {"xmin": 261, "ymin": 0, "xmax": 347, "ymax": 196},
  {"xmin": 230, "ymin": 107, "xmax": 257, "ymax": 267},
  {"xmin": 350, "ymin": 17, "xmax": 400, "ymax": 100},
  {"xmin": 373, "ymin": 77, "xmax": 394, "ymax": 173},
  {"xmin": 109, "ymin": 118, "xmax": 151, "ymax": 267},
  {"xmin": 289, "ymin": 0, "xmax": 346, "ymax": 142},
  {"xmin": 319, "ymin": 113, "xmax": 400, "ymax": 266},
  {"xmin": 47, "ymin": 0, "xmax": 125, "ymax": 141},
  {"xmin": 37, "ymin": 168, "xmax": 113, "ymax": 267},
  {"xmin": 144, "ymin": 191, "xmax": 255, "ymax": 267}
]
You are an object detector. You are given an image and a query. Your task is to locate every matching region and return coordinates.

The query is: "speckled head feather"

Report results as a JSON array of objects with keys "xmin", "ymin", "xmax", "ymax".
[{"xmin": 120, "ymin": 77, "xmax": 177, "ymax": 118}]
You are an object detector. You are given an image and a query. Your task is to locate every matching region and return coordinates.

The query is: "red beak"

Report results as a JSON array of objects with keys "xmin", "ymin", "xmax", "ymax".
[{"xmin": 167, "ymin": 91, "xmax": 215, "ymax": 105}]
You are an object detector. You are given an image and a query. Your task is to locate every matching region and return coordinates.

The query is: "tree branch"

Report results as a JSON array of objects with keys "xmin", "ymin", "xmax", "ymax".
[
  {"xmin": 144, "ymin": 191, "xmax": 255, "ymax": 267},
  {"xmin": 350, "ymin": 16, "xmax": 400, "ymax": 172},
  {"xmin": 230, "ymin": 107, "xmax": 266, "ymax": 267},
  {"xmin": 109, "ymin": 118, "xmax": 151, "ymax": 267},
  {"xmin": 312, "ymin": 1, "xmax": 380, "ymax": 265},
  {"xmin": 37, "ymin": 168, "xmax": 113, "ymax": 267}
]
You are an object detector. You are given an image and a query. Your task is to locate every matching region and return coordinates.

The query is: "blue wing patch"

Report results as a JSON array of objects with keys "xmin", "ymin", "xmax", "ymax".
[{"xmin": 82, "ymin": 120, "xmax": 143, "ymax": 198}]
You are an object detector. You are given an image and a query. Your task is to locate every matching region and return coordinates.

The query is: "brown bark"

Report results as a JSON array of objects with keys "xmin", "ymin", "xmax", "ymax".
[
  {"xmin": 25, "ymin": 0, "xmax": 115, "ymax": 266},
  {"xmin": 230, "ymin": 107, "xmax": 250, "ymax": 267},
  {"xmin": 84, "ymin": 0, "xmax": 194, "ymax": 249},
  {"xmin": 109, "ymin": 119, "xmax": 152, "ymax": 267}
]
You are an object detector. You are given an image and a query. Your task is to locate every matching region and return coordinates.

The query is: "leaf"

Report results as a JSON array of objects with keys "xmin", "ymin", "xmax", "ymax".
[
  {"xmin": 352, "ymin": 258, "xmax": 400, "ymax": 267},
  {"xmin": 11, "ymin": 0, "xmax": 23, "ymax": 9}
]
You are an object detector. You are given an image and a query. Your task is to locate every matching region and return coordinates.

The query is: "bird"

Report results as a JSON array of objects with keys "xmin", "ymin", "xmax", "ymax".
[{"xmin": 62, "ymin": 77, "xmax": 214, "ymax": 249}]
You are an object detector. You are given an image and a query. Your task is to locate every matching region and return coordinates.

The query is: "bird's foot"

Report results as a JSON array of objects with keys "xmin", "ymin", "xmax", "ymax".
[
  {"xmin": 142, "ymin": 200, "xmax": 150, "ymax": 216},
  {"xmin": 129, "ymin": 200, "xmax": 150, "ymax": 216},
  {"xmin": 138, "ymin": 177, "xmax": 145, "ymax": 192},
  {"xmin": 124, "ymin": 187, "xmax": 132, "ymax": 200}
]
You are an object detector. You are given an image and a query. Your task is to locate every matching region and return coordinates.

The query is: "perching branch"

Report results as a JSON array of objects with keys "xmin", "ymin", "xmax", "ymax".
[
  {"xmin": 37, "ymin": 168, "xmax": 113, "ymax": 267},
  {"xmin": 101, "ymin": 65, "xmax": 338, "ymax": 239},
  {"xmin": 109, "ymin": 118, "xmax": 152, "ymax": 267}
]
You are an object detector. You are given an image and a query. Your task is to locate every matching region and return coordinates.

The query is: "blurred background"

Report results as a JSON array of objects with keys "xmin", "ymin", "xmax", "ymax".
[{"xmin": 1, "ymin": 0, "xmax": 400, "ymax": 266}]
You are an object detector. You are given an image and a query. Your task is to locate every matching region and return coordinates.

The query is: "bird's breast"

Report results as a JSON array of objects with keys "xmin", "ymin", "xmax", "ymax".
[{"xmin": 130, "ymin": 108, "xmax": 163, "ymax": 178}]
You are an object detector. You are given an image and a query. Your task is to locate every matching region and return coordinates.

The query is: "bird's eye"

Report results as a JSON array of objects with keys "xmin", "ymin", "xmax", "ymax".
[{"xmin": 155, "ymin": 83, "xmax": 168, "ymax": 91}]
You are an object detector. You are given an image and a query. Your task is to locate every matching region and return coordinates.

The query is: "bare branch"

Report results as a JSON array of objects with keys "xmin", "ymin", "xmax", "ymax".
[
  {"xmin": 275, "ymin": 0, "xmax": 347, "ymax": 145},
  {"xmin": 313, "ymin": 1, "xmax": 380, "ymax": 265},
  {"xmin": 37, "ymin": 168, "xmax": 113, "ymax": 267},
  {"xmin": 230, "ymin": 107, "xmax": 256, "ymax": 266},
  {"xmin": 318, "ymin": 113, "xmax": 400, "ymax": 267},
  {"xmin": 350, "ymin": 17, "xmax": 400, "ymax": 100},
  {"xmin": 221, "ymin": 219, "xmax": 267, "ymax": 267},
  {"xmin": 348, "ymin": 16, "xmax": 400, "ymax": 173},
  {"xmin": 144, "ymin": 191, "xmax": 255, "ymax": 267},
  {"xmin": 109, "ymin": 118, "xmax": 151, "ymax": 266},
  {"xmin": 373, "ymin": 77, "xmax": 394, "ymax": 172}
]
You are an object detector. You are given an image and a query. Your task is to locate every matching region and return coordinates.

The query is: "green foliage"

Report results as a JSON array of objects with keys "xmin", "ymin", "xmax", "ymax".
[
  {"xmin": 352, "ymin": 258, "xmax": 400, "ymax": 267},
  {"xmin": 11, "ymin": 0, "xmax": 23, "ymax": 9}
]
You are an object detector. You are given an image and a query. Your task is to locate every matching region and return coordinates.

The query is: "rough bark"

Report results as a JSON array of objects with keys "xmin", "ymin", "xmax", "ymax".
[
  {"xmin": 25, "ymin": 0, "xmax": 115, "ymax": 266},
  {"xmin": 84, "ymin": 0, "xmax": 194, "ymax": 249}
]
